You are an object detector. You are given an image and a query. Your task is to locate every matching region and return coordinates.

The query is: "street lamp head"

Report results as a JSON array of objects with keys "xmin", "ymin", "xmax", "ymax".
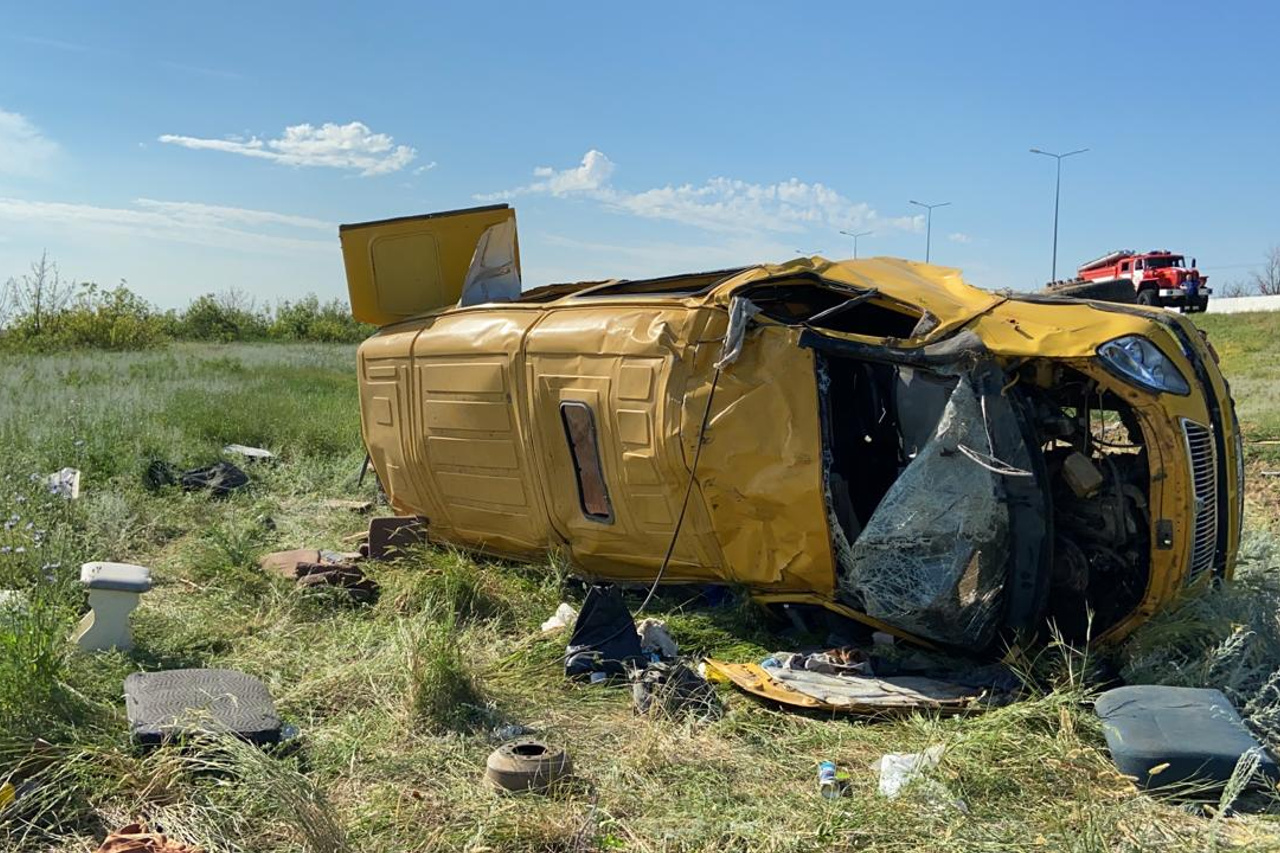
[{"xmin": 1030, "ymin": 147, "xmax": 1090, "ymax": 160}]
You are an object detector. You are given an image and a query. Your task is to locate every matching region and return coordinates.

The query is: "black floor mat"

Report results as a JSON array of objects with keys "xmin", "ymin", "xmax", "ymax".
[{"xmin": 124, "ymin": 668, "xmax": 282, "ymax": 746}]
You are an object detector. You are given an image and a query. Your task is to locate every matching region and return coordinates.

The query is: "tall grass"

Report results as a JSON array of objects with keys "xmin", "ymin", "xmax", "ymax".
[{"xmin": 1, "ymin": 339, "xmax": 1280, "ymax": 851}]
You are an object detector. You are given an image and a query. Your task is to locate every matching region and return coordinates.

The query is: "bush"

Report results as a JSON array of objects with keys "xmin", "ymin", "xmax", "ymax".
[
  {"xmin": 1, "ymin": 282, "xmax": 167, "ymax": 352},
  {"xmin": 2, "ymin": 255, "xmax": 370, "ymax": 350},
  {"xmin": 269, "ymin": 295, "xmax": 373, "ymax": 344},
  {"xmin": 175, "ymin": 292, "xmax": 271, "ymax": 343}
]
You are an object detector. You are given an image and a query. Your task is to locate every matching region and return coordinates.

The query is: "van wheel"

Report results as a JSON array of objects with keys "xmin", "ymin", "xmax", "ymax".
[{"xmin": 1136, "ymin": 289, "xmax": 1158, "ymax": 307}]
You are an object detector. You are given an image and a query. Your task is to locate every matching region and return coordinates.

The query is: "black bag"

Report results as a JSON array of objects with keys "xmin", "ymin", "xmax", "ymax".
[
  {"xmin": 145, "ymin": 460, "xmax": 248, "ymax": 497},
  {"xmin": 564, "ymin": 584, "xmax": 644, "ymax": 679},
  {"xmin": 180, "ymin": 461, "xmax": 249, "ymax": 496}
]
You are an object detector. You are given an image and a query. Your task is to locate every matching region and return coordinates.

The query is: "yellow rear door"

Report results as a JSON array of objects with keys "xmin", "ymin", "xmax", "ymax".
[{"xmin": 340, "ymin": 204, "xmax": 519, "ymax": 326}]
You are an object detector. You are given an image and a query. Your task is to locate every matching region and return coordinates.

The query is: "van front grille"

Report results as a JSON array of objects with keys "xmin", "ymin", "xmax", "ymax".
[{"xmin": 1182, "ymin": 418, "xmax": 1218, "ymax": 582}]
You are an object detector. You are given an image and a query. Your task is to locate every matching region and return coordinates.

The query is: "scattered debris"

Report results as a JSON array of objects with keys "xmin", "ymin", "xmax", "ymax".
[
  {"xmin": 93, "ymin": 823, "xmax": 201, "ymax": 853},
  {"xmin": 873, "ymin": 745, "xmax": 966, "ymax": 811},
  {"xmin": 146, "ymin": 460, "xmax": 249, "ymax": 497},
  {"xmin": 71, "ymin": 562, "xmax": 151, "ymax": 652},
  {"xmin": 125, "ymin": 668, "xmax": 282, "ymax": 746},
  {"xmin": 874, "ymin": 745, "xmax": 946, "ymax": 798},
  {"xmin": 259, "ymin": 549, "xmax": 356, "ymax": 578},
  {"xmin": 564, "ymin": 584, "xmax": 644, "ymax": 680},
  {"xmin": 485, "ymin": 739, "xmax": 573, "ymax": 794},
  {"xmin": 294, "ymin": 562, "xmax": 378, "ymax": 604},
  {"xmin": 223, "ymin": 443, "xmax": 274, "ymax": 462},
  {"xmin": 258, "ymin": 549, "xmax": 377, "ymax": 603},
  {"xmin": 818, "ymin": 759, "xmax": 850, "ymax": 799},
  {"xmin": 540, "ymin": 602, "xmax": 577, "ymax": 633},
  {"xmin": 631, "ymin": 659, "xmax": 721, "ymax": 719},
  {"xmin": 704, "ymin": 658, "xmax": 1002, "ymax": 713},
  {"xmin": 762, "ymin": 647, "xmax": 871, "ymax": 676},
  {"xmin": 492, "ymin": 723, "xmax": 537, "ymax": 742},
  {"xmin": 637, "ymin": 617, "xmax": 679, "ymax": 659},
  {"xmin": 1095, "ymin": 685, "xmax": 1280, "ymax": 790},
  {"xmin": 323, "ymin": 498, "xmax": 374, "ymax": 513},
  {"xmin": 1262, "ymin": 471, "xmax": 1279, "ymax": 478},
  {"xmin": 367, "ymin": 516, "xmax": 428, "ymax": 560},
  {"xmin": 46, "ymin": 466, "xmax": 81, "ymax": 499}
]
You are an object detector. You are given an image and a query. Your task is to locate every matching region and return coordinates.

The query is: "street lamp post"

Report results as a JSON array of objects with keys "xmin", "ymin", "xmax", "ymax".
[
  {"xmin": 839, "ymin": 229, "xmax": 873, "ymax": 259},
  {"xmin": 908, "ymin": 200, "xmax": 950, "ymax": 263},
  {"xmin": 1030, "ymin": 147, "xmax": 1089, "ymax": 282}
]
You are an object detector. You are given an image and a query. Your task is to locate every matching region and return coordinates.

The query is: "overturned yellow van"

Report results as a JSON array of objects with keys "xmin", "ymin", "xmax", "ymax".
[{"xmin": 341, "ymin": 204, "xmax": 1243, "ymax": 650}]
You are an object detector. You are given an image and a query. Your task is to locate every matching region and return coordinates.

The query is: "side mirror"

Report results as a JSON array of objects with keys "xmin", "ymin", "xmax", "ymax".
[{"xmin": 1191, "ymin": 258, "xmax": 1197, "ymax": 268}]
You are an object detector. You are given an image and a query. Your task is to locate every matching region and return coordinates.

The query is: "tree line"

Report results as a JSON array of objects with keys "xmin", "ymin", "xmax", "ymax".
[{"xmin": 0, "ymin": 253, "xmax": 374, "ymax": 351}]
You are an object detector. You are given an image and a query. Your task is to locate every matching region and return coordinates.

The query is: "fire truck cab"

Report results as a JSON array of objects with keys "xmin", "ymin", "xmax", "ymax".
[{"xmin": 1077, "ymin": 249, "xmax": 1210, "ymax": 312}]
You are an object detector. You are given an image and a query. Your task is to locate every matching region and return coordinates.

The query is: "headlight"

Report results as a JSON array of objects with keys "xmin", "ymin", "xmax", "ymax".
[{"xmin": 1096, "ymin": 335, "xmax": 1191, "ymax": 395}]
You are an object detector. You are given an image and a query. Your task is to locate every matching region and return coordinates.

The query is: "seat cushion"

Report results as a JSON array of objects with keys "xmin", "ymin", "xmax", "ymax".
[
  {"xmin": 1095, "ymin": 685, "xmax": 1278, "ymax": 790},
  {"xmin": 124, "ymin": 669, "xmax": 281, "ymax": 746},
  {"xmin": 80, "ymin": 562, "xmax": 152, "ymax": 593}
]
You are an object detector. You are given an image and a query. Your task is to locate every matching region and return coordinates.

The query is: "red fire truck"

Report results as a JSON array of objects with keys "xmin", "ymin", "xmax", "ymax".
[{"xmin": 1068, "ymin": 249, "xmax": 1210, "ymax": 312}]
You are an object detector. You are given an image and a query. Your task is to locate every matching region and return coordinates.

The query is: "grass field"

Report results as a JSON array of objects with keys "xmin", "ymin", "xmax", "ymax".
[{"xmin": 2, "ymin": 313, "xmax": 1280, "ymax": 852}]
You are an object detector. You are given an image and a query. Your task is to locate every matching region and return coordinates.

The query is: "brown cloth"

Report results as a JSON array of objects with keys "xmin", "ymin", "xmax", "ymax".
[{"xmin": 96, "ymin": 823, "xmax": 201, "ymax": 853}]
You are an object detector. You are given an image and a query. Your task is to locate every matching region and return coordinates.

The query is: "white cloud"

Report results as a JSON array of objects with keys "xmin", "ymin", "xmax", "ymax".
[
  {"xmin": 0, "ymin": 109, "xmax": 59, "ymax": 177},
  {"xmin": 479, "ymin": 149, "xmax": 615, "ymax": 200},
  {"xmin": 0, "ymin": 197, "xmax": 333, "ymax": 255},
  {"xmin": 478, "ymin": 150, "xmax": 919, "ymax": 236},
  {"xmin": 158, "ymin": 121, "xmax": 417, "ymax": 176},
  {"xmin": 133, "ymin": 199, "xmax": 333, "ymax": 231},
  {"xmin": 948, "ymin": 232, "xmax": 972, "ymax": 244}
]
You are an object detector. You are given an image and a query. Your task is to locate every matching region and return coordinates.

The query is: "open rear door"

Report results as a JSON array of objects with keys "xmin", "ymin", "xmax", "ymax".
[{"xmin": 340, "ymin": 204, "xmax": 519, "ymax": 326}]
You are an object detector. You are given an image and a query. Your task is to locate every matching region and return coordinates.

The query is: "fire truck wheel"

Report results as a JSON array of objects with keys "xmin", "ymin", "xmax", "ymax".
[{"xmin": 1136, "ymin": 289, "xmax": 1158, "ymax": 307}]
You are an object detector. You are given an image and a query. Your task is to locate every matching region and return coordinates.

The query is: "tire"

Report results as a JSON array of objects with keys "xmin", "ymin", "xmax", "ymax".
[
  {"xmin": 1136, "ymin": 289, "xmax": 1159, "ymax": 307},
  {"xmin": 485, "ymin": 740, "xmax": 573, "ymax": 793}
]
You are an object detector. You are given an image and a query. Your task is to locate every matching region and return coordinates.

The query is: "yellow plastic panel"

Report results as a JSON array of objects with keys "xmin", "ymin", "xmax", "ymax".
[{"xmin": 341, "ymin": 205, "xmax": 518, "ymax": 326}]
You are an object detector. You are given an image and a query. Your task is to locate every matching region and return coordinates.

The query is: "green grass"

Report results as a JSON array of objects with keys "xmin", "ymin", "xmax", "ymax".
[
  {"xmin": 1, "ymin": 334, "xmax": 1280, "ymax": 852},
  {"xmin": 1196, "ymin": 312, "xmax": 1280, "ymax": 444},
  {"xmin": 1192, "ymin": 311, "xmax": 1280, "ymax": 523}
]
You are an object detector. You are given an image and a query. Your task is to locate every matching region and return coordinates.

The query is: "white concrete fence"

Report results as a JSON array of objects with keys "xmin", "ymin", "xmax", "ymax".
[{"xmin": 1205, "ymin": 295, "xmax": 1280, "ymax": 314}]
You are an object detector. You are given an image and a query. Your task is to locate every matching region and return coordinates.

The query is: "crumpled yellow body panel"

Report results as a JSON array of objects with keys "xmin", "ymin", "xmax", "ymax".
[{"xmin": 688, "ymin": 323, "xmax": 834, "ymax": 594}]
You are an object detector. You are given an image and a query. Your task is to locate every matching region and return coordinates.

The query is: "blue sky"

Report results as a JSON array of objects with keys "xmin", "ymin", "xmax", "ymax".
[{"xmin": 1, "ymin": 1, "xmax": 1277, "ymax": 307}]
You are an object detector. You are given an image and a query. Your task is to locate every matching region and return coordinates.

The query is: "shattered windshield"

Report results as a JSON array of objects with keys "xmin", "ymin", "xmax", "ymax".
[{"xmin": 829, "ymin": 368, "xmax": 1035, "ymax": 647}]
